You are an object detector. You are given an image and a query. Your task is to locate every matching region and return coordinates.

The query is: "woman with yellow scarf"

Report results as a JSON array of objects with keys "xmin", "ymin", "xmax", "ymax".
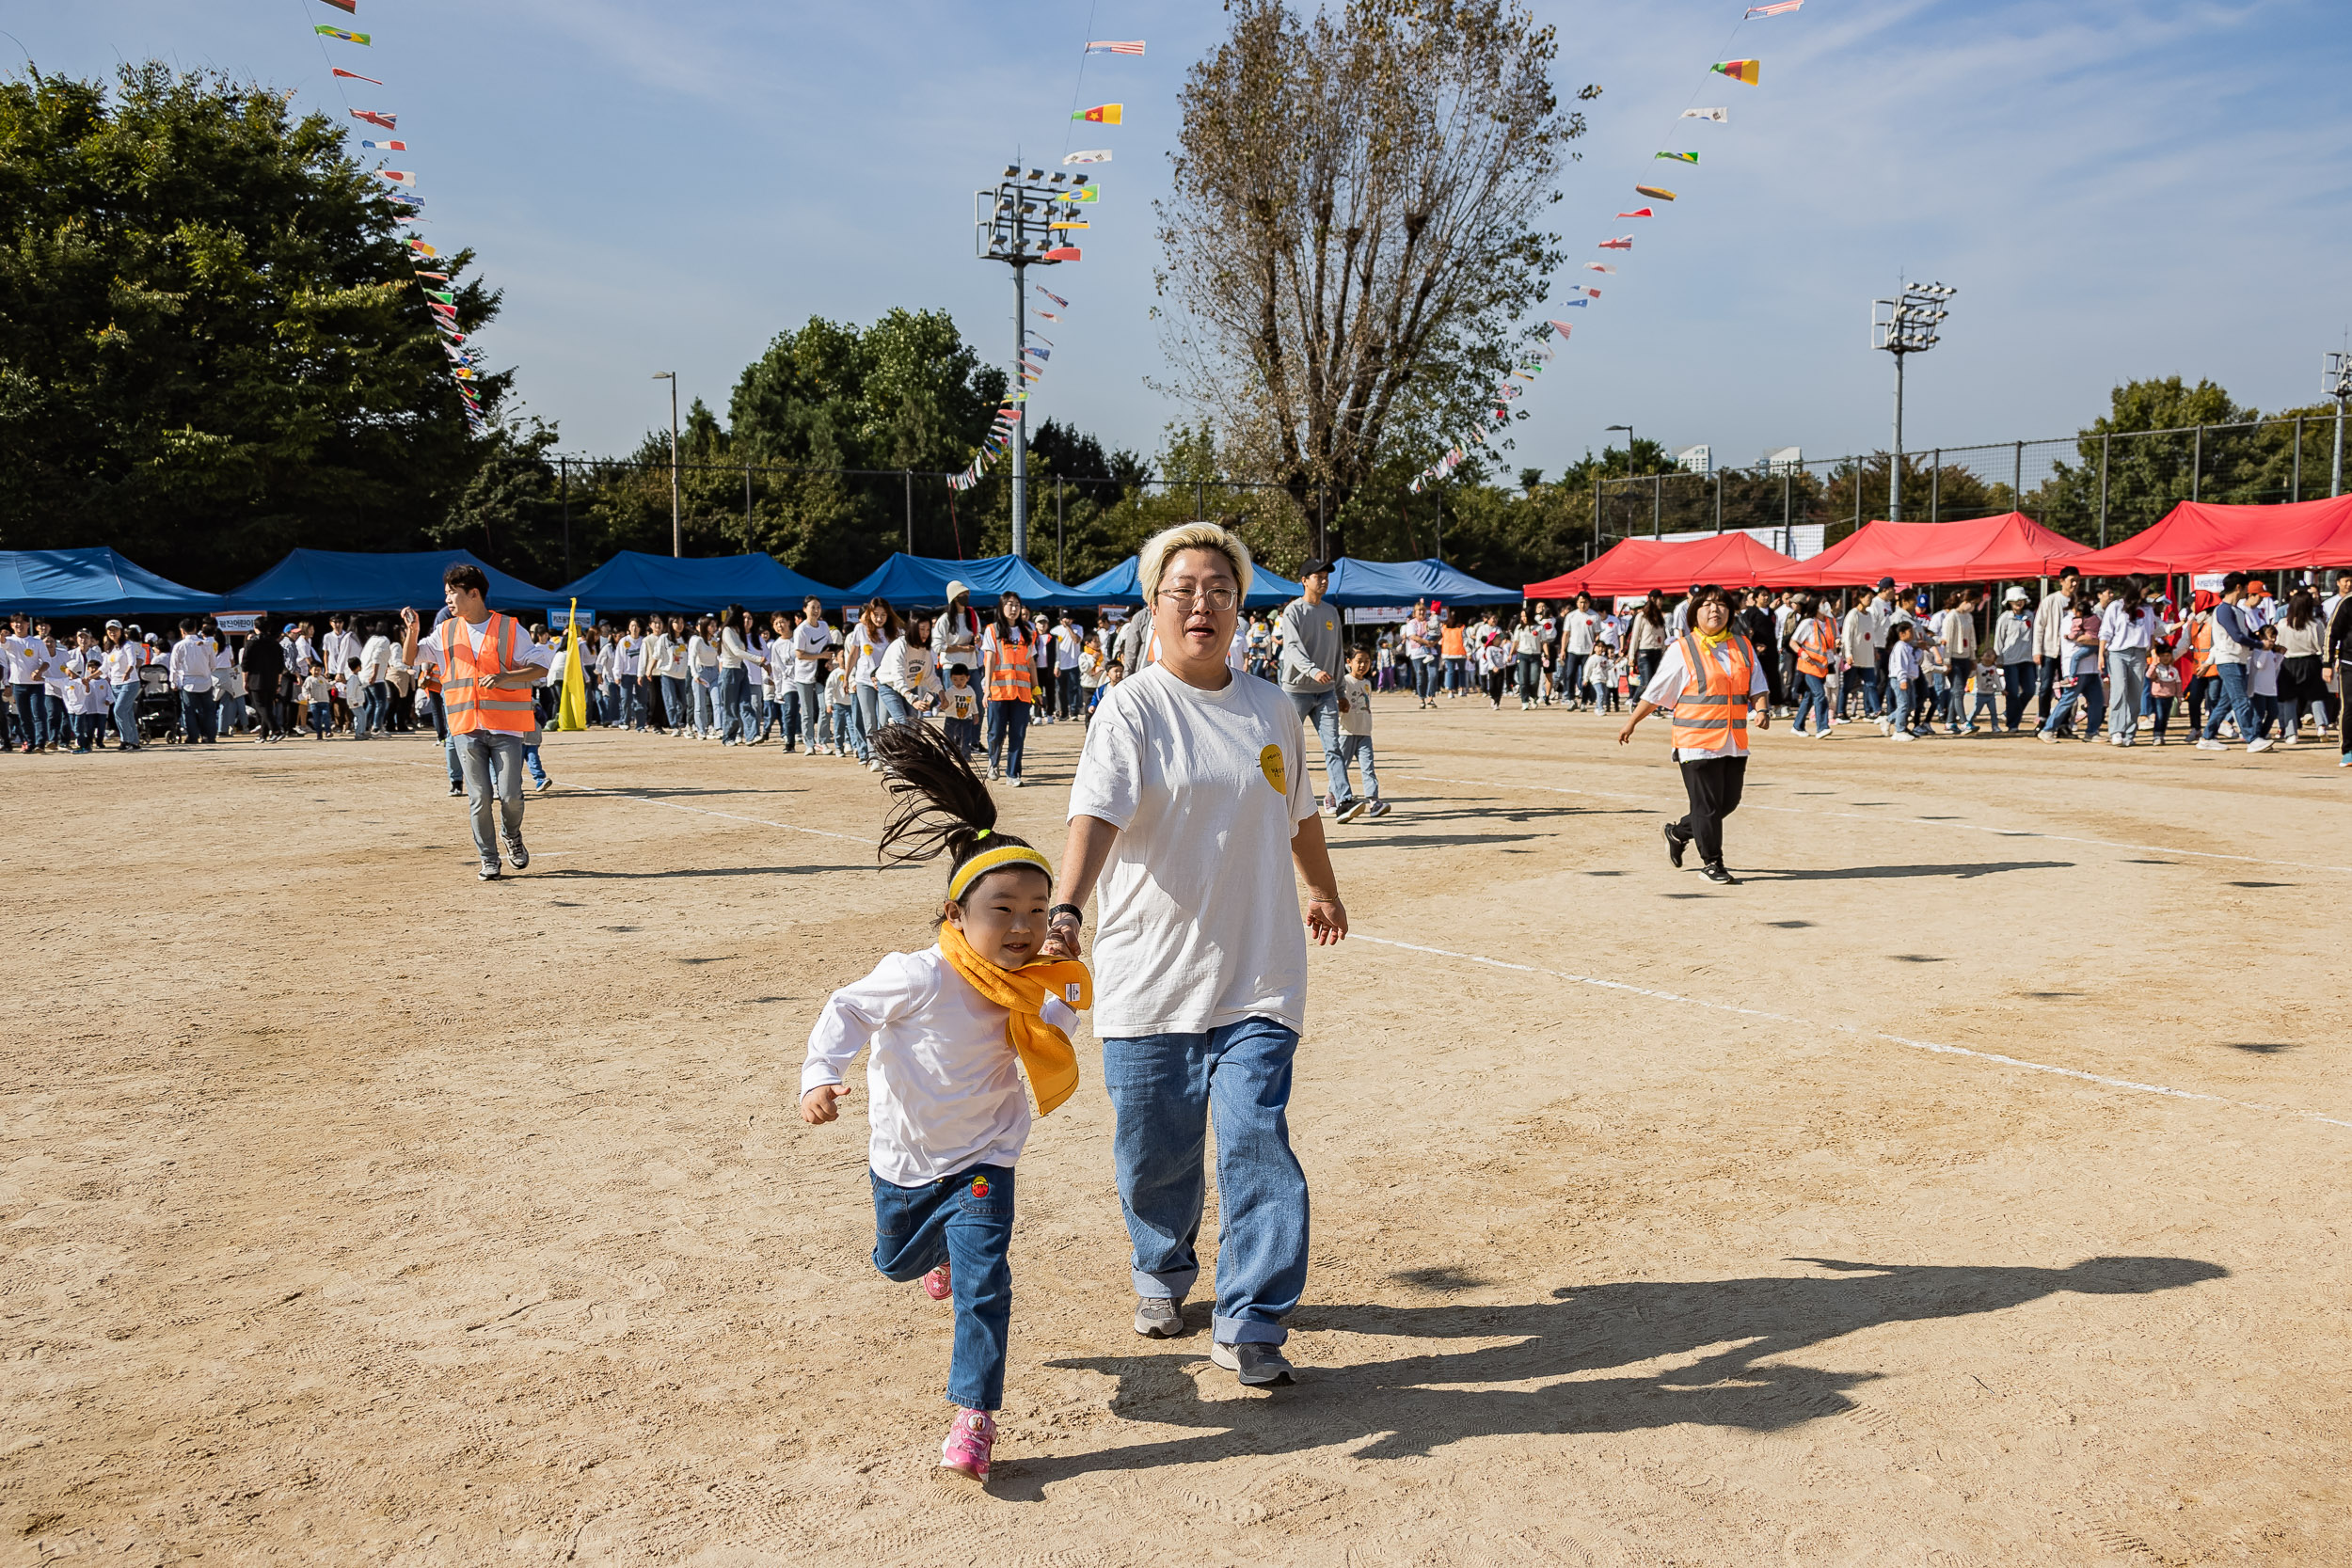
[
  {"xmin": 798, "ymin": 722, "xmax": 1089, "ymax": 1486},
  {"xmin": 1617, "ymin": 583, "xmax": 1772, "ymax": 885}
]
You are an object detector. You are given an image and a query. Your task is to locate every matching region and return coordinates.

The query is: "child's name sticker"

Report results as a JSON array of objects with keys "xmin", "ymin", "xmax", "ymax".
[
  {"xmin": 1259, "ymin": 743, "xmax": 1286, "ymax": 795},
  {"xmin": 1066, "ymin": 983, "xmax": 1082, "ymax": 1005}
]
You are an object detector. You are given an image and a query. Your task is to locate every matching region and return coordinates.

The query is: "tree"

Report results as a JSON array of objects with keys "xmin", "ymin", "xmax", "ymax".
[
  {"xmin": 0, "ymin": 63, "xmax": 502, "ymax": 589},
  {"xmin": 1157, "ymin": 0, "xmax": 1592, "ymax": 551}
]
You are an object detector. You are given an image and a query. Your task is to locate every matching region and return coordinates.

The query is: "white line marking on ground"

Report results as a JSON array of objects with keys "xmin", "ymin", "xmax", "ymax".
[
  {"xmin": 374, "ymin": 756, "xmax": 881, "ymax": 847},
  {"xmin": 1398, "ymin": 772, "xmax": 2351, "ymax": 875},
  {"xmin": 1354, "ymin": 934, "xmax": 2350, "ymax": 1131}
]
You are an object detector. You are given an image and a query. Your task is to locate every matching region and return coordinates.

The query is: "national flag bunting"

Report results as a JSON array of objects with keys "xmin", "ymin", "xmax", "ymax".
[
  {"xmin": 1042, "ymin": 246, "xmax": 1081, "ymax": 261},
  {"xmin": 314, "ymin": 24, "xmax": 370, "ymax": 44},
  {"xmin": 1710, "ymin": 59, "xmax": 1760, "ymax": 85},
  {"xmin": 1035, "ymin": 285, "xmax": 1069, "ymax": 308},
  {"xmin": 1656, "ymin": 150, "xmax": 1698, "ymax": 165},
  {"xmin": 1616, "ymin": 209, "xmax": 1654, "ymax": 219},
  {"xmin": 1634, "ymin": 185, "xmax": 1677, "ymax": 201},
  {"xmin": 1084, "ymin": 40, "xmax": 1146, "ymax": 55},
  {"xmin": 1548, "ymin": 321, "xmax": 1575, "ymax": 340},
  {"xmin": 1073, "ymin": 103, "xmax": 1122, "ymax": 124},
  {"xmin": 359, "ymin": 138, "xmax": 405, "ymax": 152},
  {"xmin": 1584, "ymin": 262, "xmax": 1614, "ymax": 274},
  {"xmin": 414, "ymin": 270, "xmax": 448, "ymax": 280},
  {"xmin": 1063, "ymin": 150, "xmax": 1112, "ymax": 165},
  {"xmin": 333, "ymin": 68, "xmax": 383, "ymax": 85},
  {"xmin": 350, "ymin": 109, "xmax": 397, "ymax": 130},
  {"xmin": 1597, "ymin": 236, "xmax": 1632, "ymax": 250},
  {"xmin": 316, "ymin": 0, "xmax": 358, "ymax": 11},
  {"xmin": 1744, "ymin": 0, "xmax": 1802, "ymax": 15},
  {"xmin": 378, "ymin": 170, "xmax": 416, "ymax": 187},
  {"xmin": 1681, "ymin": 107, "xmax": 1728, "ymax": 122},
  {"xmin": 408, "ymin": 239, "xmax": 437, "ymax": 256}
]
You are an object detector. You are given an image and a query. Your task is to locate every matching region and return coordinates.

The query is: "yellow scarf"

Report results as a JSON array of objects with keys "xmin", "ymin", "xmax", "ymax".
[{"xmin": 938, "ymin": 924, "xmax": 1090, "ymax": 1116}]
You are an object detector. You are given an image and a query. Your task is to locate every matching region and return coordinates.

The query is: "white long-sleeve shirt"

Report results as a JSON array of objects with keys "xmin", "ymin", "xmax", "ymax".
[
  {"xmin": 167, "ymin": 634, "xmax": 215, "ymax": 691},
  {"xmin": 802, "ymin": 946, "xmax": 1032, "ymax": 1184}
]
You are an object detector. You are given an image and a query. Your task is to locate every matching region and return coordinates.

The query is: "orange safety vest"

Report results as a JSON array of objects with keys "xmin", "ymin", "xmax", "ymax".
[
  {"xmin": 2189, "ymin": 616, "xmax": 2215, "ymax": 679},
  {"xmin": 1669, "ymin": 631, "xmax": 1756, "ymax": 753},
  {"xmin": 985, "ymin": 626, "xmax": 1034, "ymax": 705},
  {"xmin": 443, "ymin": 612, "xmax": 537, "ymax": 735},
  {"xmin": 1792, "ymin": 614, "xmax": 1836, "ymax": 679}
]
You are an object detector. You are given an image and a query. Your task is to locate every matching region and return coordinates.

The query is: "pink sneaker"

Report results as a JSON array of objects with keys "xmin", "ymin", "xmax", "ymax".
[
  {"xmin": 921, "ymin": 1262, "xmax": 952, "ymax": 1301},
  {"xmin": 939, "ymin": 1408, "xmax": 995, "ymax": 1482}
]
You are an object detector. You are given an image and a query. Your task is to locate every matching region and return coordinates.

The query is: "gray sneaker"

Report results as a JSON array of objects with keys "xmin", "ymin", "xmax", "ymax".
[
  {"xmin": 502, "ymin": 834, "xmax": 530, "ymax": 870},
  {"xmin": 1210, "ymin": 1340, "xmax": 1295, "ymax": 1386},
  {"xmin": 1133, "ymin": 1296, "xmax": 1184, "ymax": 1338}
]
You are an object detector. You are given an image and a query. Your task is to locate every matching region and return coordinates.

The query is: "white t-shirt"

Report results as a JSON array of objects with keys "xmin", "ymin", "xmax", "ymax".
[
  {"xmin": 801, "ymin": 946, "xmax": 1028, "ymax": 1185},
  {"xmin": 792, "ymin": 620, "xmax": 833, "ymax": 683},
  {"xmin": 1068, "ymin": 664, "xmax": 1317, "ymax": 1037}
]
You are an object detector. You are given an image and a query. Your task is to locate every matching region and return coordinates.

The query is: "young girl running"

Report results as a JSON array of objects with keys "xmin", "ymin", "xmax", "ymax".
[{"xmin": 799, "ymin": 723, "xmax": 1090, "ymax": 1485}]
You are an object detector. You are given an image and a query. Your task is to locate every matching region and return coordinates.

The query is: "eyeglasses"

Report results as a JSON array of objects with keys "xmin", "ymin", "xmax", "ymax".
[{"xmin": 1156, "ymin": 585, "xmax": 1237, "ymax": 611}]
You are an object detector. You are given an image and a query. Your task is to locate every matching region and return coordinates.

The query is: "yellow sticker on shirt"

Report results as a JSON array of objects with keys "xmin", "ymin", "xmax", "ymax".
[{"xmin": 1259, "ymin": 743, "xmax": 1286, "ymax": 794}]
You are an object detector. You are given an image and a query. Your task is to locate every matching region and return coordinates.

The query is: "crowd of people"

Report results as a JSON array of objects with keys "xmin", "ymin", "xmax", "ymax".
[{"xmin": 11, "ymin": 566, "xmax": 2351, "ymax": 773}]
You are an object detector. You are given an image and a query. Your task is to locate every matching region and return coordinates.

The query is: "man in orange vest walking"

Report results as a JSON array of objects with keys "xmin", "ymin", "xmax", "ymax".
[
  {"xmin": 400, "ymin": 562, "xmax": 556, "ymax": 880},
  {"xmin": 1615, "ymin": 583, "xmax": 1771, "ymax": 885}
]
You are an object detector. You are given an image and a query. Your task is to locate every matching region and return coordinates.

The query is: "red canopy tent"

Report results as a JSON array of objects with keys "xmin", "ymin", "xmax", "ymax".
[
  {"xmin": 1527, "ymin": 531, "xmax": 1796, "ymax": 599},
  {"xmin": 2058, "ymin": 496, "xmax": 2352, "ymax": 576},
  {"xmin": 1754, "ymin": 512, "xmax": 2091, "ymax": 588}
]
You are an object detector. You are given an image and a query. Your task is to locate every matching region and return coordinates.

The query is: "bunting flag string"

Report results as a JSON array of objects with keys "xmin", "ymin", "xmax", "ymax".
[
  {"xmin": 301, "ymin": 0, "xmax": 499, "ymax": 435},
  {"xmin": 1414, "ymin": 2, "xmax": 1792, "ymax": 490}
]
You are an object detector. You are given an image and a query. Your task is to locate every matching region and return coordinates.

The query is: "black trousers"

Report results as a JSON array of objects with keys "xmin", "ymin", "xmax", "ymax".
[{"xmin": 1670, "ymin": 754, "xmax": 1747, "ymax": 867}]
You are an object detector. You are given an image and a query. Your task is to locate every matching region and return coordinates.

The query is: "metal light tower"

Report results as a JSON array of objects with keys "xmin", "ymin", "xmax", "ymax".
[
  {"xmin": 2326, "ymin": 350, "xmax": 2352, "ymax": 498},
  {"xmin": 651, "ymin": 371, "xmax": 680, "ymax": 556},
  {"xmin": 1870, "ymin": 281, "xmax": 1956, "ymax": 522},
  {"xmin": 975, "ymin": 163, "xmax": 1088, "ymax": 560}
]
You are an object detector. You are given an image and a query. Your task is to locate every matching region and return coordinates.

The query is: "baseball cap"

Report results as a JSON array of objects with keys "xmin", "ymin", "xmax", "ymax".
[
  {"xmin": 104, "ymin": 618, "xmax": 122, "ymax": 629},
  {"xmin": 1298, "ymin": 558, "xmax": 1333, "ymax": 578},
  {"xmin": 1876, "ymin": 576, "xmax": 1897, "ymax": 590}
]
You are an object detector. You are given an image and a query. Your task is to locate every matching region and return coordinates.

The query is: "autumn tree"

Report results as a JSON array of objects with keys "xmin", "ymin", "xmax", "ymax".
[{"xmin": 1157, "ymin": 0, "xmax": 1591, "ymax": 554}]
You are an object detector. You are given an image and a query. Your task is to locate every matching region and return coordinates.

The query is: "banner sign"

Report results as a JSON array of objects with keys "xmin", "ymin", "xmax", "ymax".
[{"xmin": 215, "ymin": 611, "xmax": 262, "ymax": 634}]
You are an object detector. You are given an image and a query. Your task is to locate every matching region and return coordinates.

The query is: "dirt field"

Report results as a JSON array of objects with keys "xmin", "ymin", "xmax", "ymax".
[{"xmin": 4, "ymin": 703, "xmax": 2346, "ymax": 1567}]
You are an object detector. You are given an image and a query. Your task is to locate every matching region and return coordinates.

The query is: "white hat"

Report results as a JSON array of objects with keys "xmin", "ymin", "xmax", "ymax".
[
  {"xmin": 2004, "ymin": 586, "xmax": 2029, "ymax": 602},
  {"xmin": 944, "ymin": 579, "xmax": 969, "ymax": 601}
]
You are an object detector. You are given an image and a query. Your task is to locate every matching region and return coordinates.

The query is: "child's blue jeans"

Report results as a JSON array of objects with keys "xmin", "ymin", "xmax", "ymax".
[
  {"xmin": 308, "ymin": 702, "xmax": 329, "ymax": 738},
  {"xmin": 1338, "ymin": 733, "xmax": 1378, "ymax": 800},
  {"xmin": 944, "ymin": 716, "xmax": 980, "ymax": 759},
  {"xmin": 870, "ymin": 1164, "xmax": 1015, "ymax": 1411}
]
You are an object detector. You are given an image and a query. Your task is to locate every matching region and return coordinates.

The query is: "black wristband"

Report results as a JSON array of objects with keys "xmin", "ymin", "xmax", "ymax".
[{"xmin": 1048, "ymin": 903, "xmax": 1084, "ymax": 925}]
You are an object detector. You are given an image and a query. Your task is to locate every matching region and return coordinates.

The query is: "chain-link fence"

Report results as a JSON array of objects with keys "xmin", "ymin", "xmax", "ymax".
[{"xmin": 1590, "ymin": 412, "xmax": 2349, "ymax": 558}]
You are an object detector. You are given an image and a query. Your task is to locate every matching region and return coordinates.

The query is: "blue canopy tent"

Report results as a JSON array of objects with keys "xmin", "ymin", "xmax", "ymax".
[
  {"xmin": 840, "ymin": 553, "xmax": 1091, "ymax": 610},
  {"xmin": 548, "ymin": 550, "xmax": 840, "ymax": 614},
  {"xmin": 1323, "ymin": 557, "xmax": 1519, "ymax": 610},
  {"xmin": 1071, "ymin": 555, "xmax": 1303, "ymax": 610},
  {"xmin": 0, "ymin": 547, "xmax": 223, "ymax": 619},
  {"xmin": 226, "ymin": 549, "xmax": 552, "ymax": 613}
]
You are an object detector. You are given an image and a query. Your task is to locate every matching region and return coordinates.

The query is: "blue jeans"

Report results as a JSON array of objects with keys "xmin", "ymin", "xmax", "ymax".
[
  {"xmin": 945, "ymin": 716, "xmax": 980, "ymax": 758},
  {"xmin": 877, "ymin": 686, "xmax": 915, "ymax": 726},
  {"xmin": 1102, "ymin": 1017, "xmax": 1310, "ymax": 1347},
  {"xmin": 1412, "ymin": 657, "xmax": 1437, "ymax": 700},
  {"xmin": 1057, "ymin": 667, "xmax": 1082, "ymax": 718},
  {"xmin": 1793, "ymin": 671, "xmax": 1830, "ymax": 733},
  {"xmin": 453, "ymin": 730, "xmax": 525, "ymax": 861},
  {"xmin": 1556, "ymin": 651, "xmax": 1586, "ymax": 704},
  {"xmin": 717, "ymin": 666, "xmax": 755, "ymax": 743},
  {"xmin": 1890, "ymin": 677, "xmax": 1916, "ymax": 733},
  {"xmin": 794, "ymin": 680, "xmax": 822, "ymax": 748},
  {"xmin": 1338, "ymin": 732, "xmax": 1379, "ymax": 800},
  {"xmin": 850, "ymin": 684, "xmax": 881, "ymax": 760},
  {"xmin": 691, "ymin": 671, "xmax": 719, "ymax": 736},
  {"xmin": 618, "ymin": 673, "xmax": 644, "ymax": 729},
  {"xmin": 2002, "ymin": 661, "xmax": 2035, "ymax": 732},
  {"xmin": 178, "ymin": 689, "xmax": 217, "ymax": 743},
  {"xmin": 112, "ymin": 680, "xmax": 141, "ymax": 746},
  {"xmin": 2044, "ymin": 672, "xmax": 2102, "ymax": 736},
  {"xmin": 1844, "ymin": 665, "xmax": 1881, "ymax": 719},
  {"xmin": 1443, "ymin": 656, "xmax": 1468, "ymax": 692},
  {"xmin": 308, "ymin": 702, "xmax": 330, "ymax": 738},
  {"xmin": 987, "ymin": 699, "xmax": 1029, "ymax": 778},
  {"xmin": 523, "ymin": 740, "xmax": 548, "ymax": 786},
  {"xmin": 1289, "ymin": 688, "xmax": 1351, "ymax": 808},
  {"xmin": 870, "ymin": 1164, "xmax": 1015, "ymax": 1411},
  {"xmin": 660, "ymin": 674, "xmax": 690, "ymax": 731}
]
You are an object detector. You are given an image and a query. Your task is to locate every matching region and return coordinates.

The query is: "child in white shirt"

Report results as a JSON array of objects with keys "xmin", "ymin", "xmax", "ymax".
[
  {"xmin": 823, "ymin": 663, "xmax": 853, "ymax": 756},
  {"xmin": 1335, "ymin": 647, "xmax": 1388, "ymax": 819},
  {"xmin": 299, "ymin": 665, "xmax": 332, "ymax": 738},
  {"xmin": 800, "ymin": 723, "xmax": 1089, "ymax": 1486}
]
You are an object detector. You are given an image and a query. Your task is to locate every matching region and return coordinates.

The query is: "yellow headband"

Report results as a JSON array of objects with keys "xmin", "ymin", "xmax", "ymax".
[{"xmin": 947, "ymin": 844, "xmax": 1054, "ymax": 903}]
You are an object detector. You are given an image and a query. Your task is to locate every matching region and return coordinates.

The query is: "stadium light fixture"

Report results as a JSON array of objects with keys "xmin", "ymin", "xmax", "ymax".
[{"xmin": 1871, "ymin": 279, "xmax": 1959, "ymax": 521}]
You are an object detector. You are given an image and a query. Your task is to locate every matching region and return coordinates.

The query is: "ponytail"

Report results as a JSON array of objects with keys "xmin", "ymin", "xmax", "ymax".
[{"xmin": 872, "ymin": 721, "xmax": 1042, "ymax": 899}]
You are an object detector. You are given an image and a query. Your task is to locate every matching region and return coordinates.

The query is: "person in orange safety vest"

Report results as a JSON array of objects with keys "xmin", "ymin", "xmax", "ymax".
[
  {"xmin": 400, "ymin": 562, "xmax": 558, "ymax": 881},
  {"xmin": 1615, "ymin": 583, "xmax": 1771, "ymax": 885}
]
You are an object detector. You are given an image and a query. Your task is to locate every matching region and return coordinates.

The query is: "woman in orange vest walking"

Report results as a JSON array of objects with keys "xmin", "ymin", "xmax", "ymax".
[
  {"xmin": 1787, "ymin": 594, "xmax": 1837, "ymax": 738},
  {"xmin": 400, "ymin": 562, "xmax": 557, "ymax": 880},
  {"xmin": 980, "ymin": 592, "xmax": 1039, "ymax": 786},
  {"xmin": 1616, "ymin": 584, "xmax": 1771, "ymax": 885}
]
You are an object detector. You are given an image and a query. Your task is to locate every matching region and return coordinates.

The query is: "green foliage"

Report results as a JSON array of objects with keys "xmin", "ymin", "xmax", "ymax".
[{"xmin": 0, "ymin": 63, "xmax": 500, "ymax": 589}]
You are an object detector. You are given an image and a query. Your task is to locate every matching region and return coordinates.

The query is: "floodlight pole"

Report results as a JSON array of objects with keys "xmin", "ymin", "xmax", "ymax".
[
  {"xmin": 1872, "ymin": 283, "xmax": 1956, "ymax": 525},
  {"xmin": 1890, "ymin": 351, "xmax": 1906, "ymax": 523},
  {"xmin": 2328, "ymin": 352, "xmax": 2352, "ymax": 498},
  {"xmin": 1010, "ymin": 262, "xmax": 1029, "ymax": 560},
  {"xmin": 652, "ymin": 371, "xmax": 680, "ymax": 556}
]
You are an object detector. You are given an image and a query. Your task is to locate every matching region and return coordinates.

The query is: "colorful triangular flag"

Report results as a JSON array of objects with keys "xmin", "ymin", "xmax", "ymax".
[{"xmin": 1710, "ymin": 59, "xmax": 1760, "ymax": 85}]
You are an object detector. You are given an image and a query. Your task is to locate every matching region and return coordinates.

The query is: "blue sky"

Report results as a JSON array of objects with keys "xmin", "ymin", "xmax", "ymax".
[{"xmin": 18, "ymin": 1, "xmax": 2352, "ymax": 475}]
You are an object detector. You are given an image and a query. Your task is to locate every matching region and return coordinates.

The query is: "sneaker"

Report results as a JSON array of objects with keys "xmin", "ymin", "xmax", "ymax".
[
  {"xmin": 1011, "ymin": 776, "xmax": 1028, "ymax": 787},
  {"xmin": 1700, "ymin": 863, "xmax": 1740, "ymax": 885},
  {"xmin": 1211, "ymin": 1340, "xmax": 1295, "ymax": 1387},
  {"xmin": 1891, "ymin": 732, "xmax": 1915, "ymax": 743},
  {"xmin": 448, "ymin": 782, "xmax": 463, "ymax": 796},
  {"xmin": 1663, "ymin": 822, "xmax": 1688, "ymax": 869},
  {"xmin": 534, "ymin": 776, "xmax": 554, "ymax": 792},
  {"xmin": 2339, "ymin": 755, "xmax": 2349, "ymax": 768},
  {"xmin": 1134, "ymin": 1296, "xmax": 1185, "ymax": 1338},
  {"xmin": 922, "ymin": 1263, "xmax": 952, "ymax": 1302},
  {"xmin": 938, "ymin": 1408, "xmax": 995, "ymax": 1483},
  {"xmin": 2037, "ymin": 731, "xmax": 2058, "ymax": 744},
  {"xmin": 2248, "ymin": 737, "xmax": 2275, "ymax": 753},
  {"xmin": 1337, "ymin": 799, "xmax": 1370, "ymax": 824},
  {"xmin": 2195, "ymin": 738, "xmax": 2226, "ymax": 751},
  {"xmin": 478, "ymin": 858, "xmax": 502, "ymax": 881},
  {"xmin": 502, "ymin": 835, "xmax": 529, "ymax": 870},
  {"xmin": 1366, "ymin": 799, "xmax": 1392, "ymax": 817}
]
